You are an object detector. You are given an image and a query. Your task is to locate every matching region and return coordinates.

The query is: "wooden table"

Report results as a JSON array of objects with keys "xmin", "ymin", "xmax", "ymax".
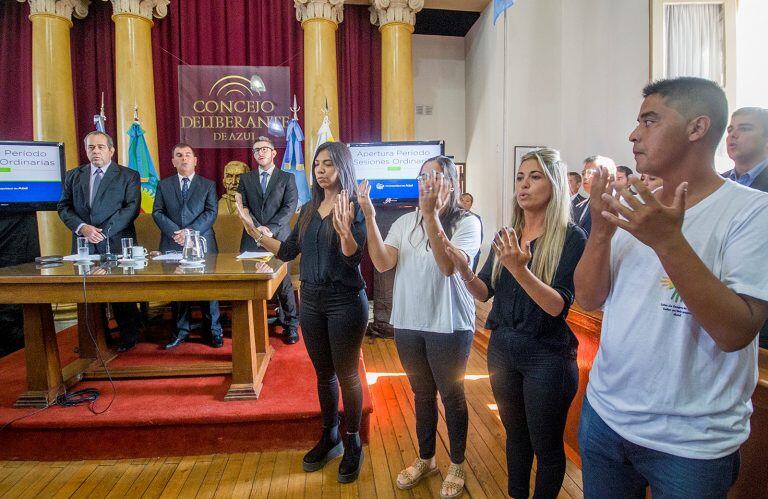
[{"xmin": 0, "ymin": 254, "xmax": 286, "ymax": 408}]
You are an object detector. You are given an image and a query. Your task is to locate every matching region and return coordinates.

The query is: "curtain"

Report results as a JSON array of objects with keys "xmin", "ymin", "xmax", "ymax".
[
  {"xmin": 0, "ymin": 1, "xmax": 33, "ymax": 141},
  {"xmin": 665, "ymin": 4, "xmax": 724, "ymax": 84}
]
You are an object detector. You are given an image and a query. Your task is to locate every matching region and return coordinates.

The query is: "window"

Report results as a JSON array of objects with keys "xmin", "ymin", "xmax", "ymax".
[{"xmin": 651, "ymin": 0, "xmax": 737, "ymax": 171}]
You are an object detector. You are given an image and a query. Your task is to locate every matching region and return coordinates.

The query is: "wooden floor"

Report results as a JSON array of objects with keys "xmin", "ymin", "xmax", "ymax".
[{"xmin": 0, "ymin": 338, "xmax": 583, "ymax": 498}]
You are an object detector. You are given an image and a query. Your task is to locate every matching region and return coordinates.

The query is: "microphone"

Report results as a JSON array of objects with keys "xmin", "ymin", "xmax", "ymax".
[{"xmin": 101, "ymin": 222, "xmax": 118, "ymax": 262}]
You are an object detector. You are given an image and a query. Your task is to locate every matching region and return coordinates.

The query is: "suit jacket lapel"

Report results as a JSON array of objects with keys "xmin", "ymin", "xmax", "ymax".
[
  {"xmin": 751, "ymin": 167, "xmax": 768, "ymax": 192},
  {"xmin": 185, "ymin": 175, "xmax": 201, "ymax": 208},
  {"xmin": 79, "ymin": 166, "xmax": 91, "ymax": 207},
  {"xmin": 263, "ymin": 168, "xmax": 279, "ymax": 199},
  {"xmin": 93, "ymin": 163, "xmax": 119, "ymax": 206},
  {"xmin": 172, "ymin": 176, "xmax": 183, "ymax": 206}
]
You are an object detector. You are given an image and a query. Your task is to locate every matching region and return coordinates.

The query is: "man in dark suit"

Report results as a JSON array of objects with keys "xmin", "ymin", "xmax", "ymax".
[
  {"xmin": 568, "ymin": 171, "xmax": 585, "ymax": 220},
  {"xmin": 573, "ymin": 155, "xmax": 617, "ymax": 236},
  {"xmin": 57, "ymin": 131, "xmax": 141, "ymax": 352},
  {"xmin": 153, "ymin": 143, "xmax": 222, "ymax": 349},
  {"xmin": 724, "ymin": 107, "xmax": 768, "ymax": 348},
  {"xmin": 238, "ymin": 136, "xmax": 299, "ymax": 344}
]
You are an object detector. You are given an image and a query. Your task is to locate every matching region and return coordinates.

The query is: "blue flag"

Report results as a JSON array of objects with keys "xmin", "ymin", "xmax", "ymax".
[
  {"xmin": 127, "ymin": 121, "xmax": 159, "ymax": 213},
  {"xmin": 493, "ymin": 0, "xmax": 515, "ymax": 24},
  {"xmin": 94, "ymin": 113, "xmax": 106, "ymax": 133},
  {"xmin": 282, "ymin": 118, "xmax": 311, "ymax": 207}
]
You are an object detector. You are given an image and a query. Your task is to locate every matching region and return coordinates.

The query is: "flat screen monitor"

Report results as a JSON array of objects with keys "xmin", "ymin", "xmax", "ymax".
[
  {"xmin": 0, "ymin": 141, "xmax": 66, "ymax": 212},
  {"xmin": 350, "ymin": 141, "xmax": 444, "ymax": 203}
]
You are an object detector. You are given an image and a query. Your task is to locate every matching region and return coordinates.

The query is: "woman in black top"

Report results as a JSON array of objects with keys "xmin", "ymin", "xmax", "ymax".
[
  {"xmin": 237, "ymin": 142, "xmax": 368, "ymax": 483},
  {"xmin": 442, "ymin": 147, "xmax": 586, "ymax": 498}
]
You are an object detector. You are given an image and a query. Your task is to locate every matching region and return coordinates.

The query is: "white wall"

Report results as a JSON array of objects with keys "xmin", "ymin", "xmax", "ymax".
[
  {"xmin": 465, "ymin": 0, "xmax": 649, "ymax": 256},
  {"xmin": 413, "ymin": 35, "xmax": 467, "ymax": 162}
]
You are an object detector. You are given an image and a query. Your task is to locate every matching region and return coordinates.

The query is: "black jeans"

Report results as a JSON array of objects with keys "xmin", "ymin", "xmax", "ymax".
[
  {"xmin": 487, "ymin": 330, "xmax": 578, "ymax": 499},
  {"xmin": 395, "ymin": 328, "xmax": 473, "ymax": 464},
  {"xmin": 300, "ymin": 283, "xmax": 368, "ymax": 433}
]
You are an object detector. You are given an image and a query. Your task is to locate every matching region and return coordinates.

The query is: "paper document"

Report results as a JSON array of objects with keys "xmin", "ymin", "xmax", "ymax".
[
  {"xmin": 63, "ymin": 254, "xmax": 101, "ymax": 261},
  {"xmin": 152, "ymin": 253, "xmax": 184, "ymax": 261},
  {"xmin": 237, "ymin": 251, "xmax": 273, "ymax": 260}
]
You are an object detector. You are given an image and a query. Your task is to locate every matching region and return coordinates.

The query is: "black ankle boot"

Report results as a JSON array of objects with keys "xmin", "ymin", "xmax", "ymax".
[
  {"xmin": 337, "ymin": 432, "xmax": 363, "ymax": 483},
  {"xmin": 302, "ymin": 424, "xmax": 343, "ymax": 472}
]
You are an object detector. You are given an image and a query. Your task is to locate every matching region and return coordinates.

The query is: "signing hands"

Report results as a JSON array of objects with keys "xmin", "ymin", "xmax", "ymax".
[
  {"xmin": 493, "ymin": 227, "xmax": 532, "ymax": 276},
  {"xmin": 588, "ymin": 166, "xmax": 619, "ymax": 241},
  {"xmin": 601, "ymin": 175, "xmax": 686, "ymax": 251},
  {"xmin": 418, "ymin": 171, "xmax": 451, "ymax": 217},
  {"xmin": 438, "ymin": 231, "xmax": 472, "ymax": 279},
  {"xmin": 332, "ymin": 190, "xmax": 355, "ymax": 239},
  {"xmin": 356, "ymin": 180, "xmax": 376, "ymax": 219},
  {"xmin": 234, "ymin": 193, "xmax": 272, "ymax": 241}
]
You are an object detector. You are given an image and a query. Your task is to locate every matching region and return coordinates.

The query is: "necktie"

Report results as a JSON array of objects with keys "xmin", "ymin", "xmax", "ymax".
[
  {"xmin": 91, "ymin": 167, "xmax": 103, "ymax": 206},
  {"xmin": 182, "ymin": 177, "xmax": 189, "ymax": 203},
  {"xmin": 260, "ymin": 171, "xmax": 269, "ymax": 193}
]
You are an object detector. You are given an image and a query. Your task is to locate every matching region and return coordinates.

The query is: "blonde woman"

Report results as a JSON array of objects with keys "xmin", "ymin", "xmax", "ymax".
[{"xmin": 443, "ymin": 148, "xmax": 586, "ymax": 498}]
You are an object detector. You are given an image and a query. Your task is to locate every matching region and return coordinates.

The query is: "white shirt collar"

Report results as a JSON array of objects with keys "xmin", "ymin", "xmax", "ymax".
[
  {"xmin": 258, "ymin": 164, "xmax": 275, "ymax": 176},
  {"xmin": 178, "ymin": 172, "xmax": 195, "ymax": 186},
  {"xmin": 90, "ymin": 162, "xmax": 111, "ymax": 174}
]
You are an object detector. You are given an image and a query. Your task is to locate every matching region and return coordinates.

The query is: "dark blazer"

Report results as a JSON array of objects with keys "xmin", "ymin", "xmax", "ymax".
[
  {"xmin": 237, "ymin": 166, "xmax": 298, "ymax": 251},
  {"xmin": 570, "ymin": 193, "xmax": 586, "ymax": 222},
  {"xmin": 722, "ymin": 165, "xmax": 768, "ymax": 192},
  {"xmin": 57, "ymin": 162, "xmax": 141, "ymax": 253},
  {"xmin": 573, "ymin": 197, "xmax": 591, "ymax": 236},
  {"xmin": 722, "ymin": 165, "xmax": 768, "ymax": 348},
  {"xmin": 152, "ymin": 174, "xmax": 218, "ymax": 253}
]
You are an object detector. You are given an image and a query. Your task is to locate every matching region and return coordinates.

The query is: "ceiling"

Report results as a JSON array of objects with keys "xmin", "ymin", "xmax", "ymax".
[{"xmin": 346, "ymin": 0, "xmax": 487, "ymax": 36}]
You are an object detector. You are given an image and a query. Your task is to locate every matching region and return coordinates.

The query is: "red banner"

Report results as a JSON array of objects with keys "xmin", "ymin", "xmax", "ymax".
[{"xmin": 178, "ymin": 65, "xmax": 290, "ymax": 148}]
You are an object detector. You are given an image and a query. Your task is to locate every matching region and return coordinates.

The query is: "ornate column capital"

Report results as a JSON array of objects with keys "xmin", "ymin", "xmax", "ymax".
[
  {"xmin": 294, "ymin": 0, "xmax": 344, "ymax": 25},
  {"xmin": 19, "ymin": 0, "xmax": 90, "ymax": 22},
  {"xmin": 370, "ymin": 0, "xmax": 424, "ymax": 27},
  {"xmin": 103, "ymin": 0, "xmax": 169, "ymax": 20}
]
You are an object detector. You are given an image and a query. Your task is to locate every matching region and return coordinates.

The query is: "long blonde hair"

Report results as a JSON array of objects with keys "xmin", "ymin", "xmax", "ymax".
[{"xmin": 492, "ymin": 147, "xmax": 570, "ymax": 286}]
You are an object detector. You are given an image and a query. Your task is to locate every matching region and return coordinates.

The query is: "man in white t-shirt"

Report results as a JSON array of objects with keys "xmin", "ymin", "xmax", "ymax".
[{"xmin": 574, "ymin": 77, "xmax": 768, "ymax": 498}]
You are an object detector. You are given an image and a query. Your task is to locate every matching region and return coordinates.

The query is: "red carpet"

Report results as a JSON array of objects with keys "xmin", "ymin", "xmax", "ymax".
[{"xmin": 0, "ymin": 325, "xmax": 372, "ymax": 460}]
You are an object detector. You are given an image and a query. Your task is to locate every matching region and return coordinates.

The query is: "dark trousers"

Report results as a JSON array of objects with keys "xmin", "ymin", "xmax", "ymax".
[
  {"xmin": 172, "ymin": 301, "xmax": 222, "ymax": 338},
  {"xmin": 300, "ymin": 284, "xmax": 368, "ymax": 433},
  {"xmin": 487, "ymin": 330, "xmax": 578, "ymax": 499},
  {"xmin": 277, "ymin": 272, "xmax": 299, "ymax": 329},
  {"xmin": 112, "ymin": 302, "xmax": 139, "ymax": 344},
  {"xmin": 394, "ymin": 328, "xmax": 474, "ymax": 464}
]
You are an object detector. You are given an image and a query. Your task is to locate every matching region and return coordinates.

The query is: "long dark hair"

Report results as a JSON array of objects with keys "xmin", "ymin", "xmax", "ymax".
[
  {"xmin": 408, "ymin": 155, "xmax": 467, "ymax": 248},
  {"xmin": 297, "ymin": 141, "xmax": 358, "ymax": 244}
]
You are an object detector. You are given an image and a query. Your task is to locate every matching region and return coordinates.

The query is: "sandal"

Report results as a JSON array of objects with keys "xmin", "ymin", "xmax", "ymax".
[
  {"xmin": 396, "ymin": 457, "xmax": 438, "ymax": 490},
  {"xmin": 440, "ymin": 462, "xmax": 466, "ymax": 499}
]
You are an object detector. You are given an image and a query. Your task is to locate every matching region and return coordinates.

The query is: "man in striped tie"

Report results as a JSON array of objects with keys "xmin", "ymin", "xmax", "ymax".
[{"xmin": 57, "ymin": 131, "xmax": 141, "ymax": 352}]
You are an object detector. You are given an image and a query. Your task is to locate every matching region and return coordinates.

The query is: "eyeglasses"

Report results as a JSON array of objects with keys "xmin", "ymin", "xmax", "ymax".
[{"xmin": 254, "ymin": 146, "xmax": 274, "ymax": 154}]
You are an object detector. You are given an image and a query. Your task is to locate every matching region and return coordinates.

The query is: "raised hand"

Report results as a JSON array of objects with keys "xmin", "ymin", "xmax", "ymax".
[
  {"xmin": 438, "ymin": 230, "xmax": 472, "ymax": 278},
  {"xmin": 356, "ymin": 180, "xmax": 376, "ymax": 219},
  {"xmin": 588, "ymin": 166, "xmax": 619, "ymax": 240},
  {"xmin": 492, "ymin": 227, "xmax": 532, "ymax": 276},
  {"xmin": 332, "ymin": 190, "xmax": 355, "ymax": 239},
  {"xmin": 418, "ymin": 171, "xmax": 451, "ymax": 217},
  {"xmin": 234, "ymin": 193, "xmax": 261, "ymax": 240},
  {"xmin": 601, "ymin": 176, "xmax": 686, "ymax": 251}
]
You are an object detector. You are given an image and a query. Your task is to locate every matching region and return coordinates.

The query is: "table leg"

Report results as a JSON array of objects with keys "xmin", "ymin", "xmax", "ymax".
[
  {"xmin": 76, "ymin": 303, "xmax": 115, "ymax": 362},
  {"xmin": 225, "ymin": 299, "xmax": 274, "ymax": 400},
  {"xmin": 14, "ymin": 304, "xmax": 64, "ymax": 408}
]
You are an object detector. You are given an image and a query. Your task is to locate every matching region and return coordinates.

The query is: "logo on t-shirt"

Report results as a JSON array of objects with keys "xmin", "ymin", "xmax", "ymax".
[{"xmin": 659, "ymin": 276, "xmax": 691, "ymax": 317}]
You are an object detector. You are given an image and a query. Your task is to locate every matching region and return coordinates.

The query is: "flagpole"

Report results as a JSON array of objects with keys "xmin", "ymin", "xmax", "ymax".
[{"xmin": 501, "ymin": 7, "xmax": 509, "ymax": 225}]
